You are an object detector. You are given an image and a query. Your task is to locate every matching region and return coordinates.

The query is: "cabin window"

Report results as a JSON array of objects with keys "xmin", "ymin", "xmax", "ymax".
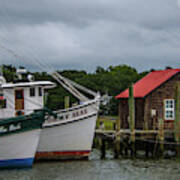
[
  {"xmin": 0, "ymin": 99, "xmax": 6, "ymax": 109},
  {"xmin": 39, "ymin": 87, "xmax": 42, "ymax": 96},
  {"xmin": 30, "ymin": 87, "xmax": 35, "ymax": 97},
  {"xmin": 16, "ymin": 91, "xmax": 23, "ymax": 99},
  {"xmin": 0, "ymin": 93, "xmax": 6, "ymax": 109},
  {"xmin": 164, "ymin": 99, "xmax": 175, "ymax": 120}
]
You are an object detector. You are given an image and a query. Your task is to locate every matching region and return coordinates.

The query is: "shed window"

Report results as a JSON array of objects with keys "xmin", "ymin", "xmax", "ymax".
[
  {"xmin": 30, "ymin": 87, "xmax": 35, "ymax": 97},
  {"xmin": 164, "ymin": 99, "xmax": 175, "ymax": 120}
]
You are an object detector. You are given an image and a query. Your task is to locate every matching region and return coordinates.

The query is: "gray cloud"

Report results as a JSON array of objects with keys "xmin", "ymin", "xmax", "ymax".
[{"xmin": 0, "ymin": 0, "xmax": 180, "ymax": 72}]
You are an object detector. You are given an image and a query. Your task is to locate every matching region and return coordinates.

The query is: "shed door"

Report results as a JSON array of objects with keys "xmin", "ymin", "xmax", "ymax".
[{"xmin": 15, "ymin": 89, "xmax": 24, "ymax": 110}]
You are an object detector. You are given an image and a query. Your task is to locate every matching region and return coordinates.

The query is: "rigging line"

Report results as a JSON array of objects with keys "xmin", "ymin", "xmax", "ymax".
[
  {"xmin": 56, "ymin": 72, "xmax": 98, "ymax": 97},
  {"xmin": 0, "ymin": 39, "xmax": 48, "ymax": 72},
  {"xmin": 0, "ymin": 7, "xmax": 92, "ymax": 96},
  {"xmin": 0, "ymin": 25, "xmax": 51, "ymax": 72},
  {"xmin": 0, "ymin": 11, "xmax": 53, "ymax": 73},
  {"xmin": 0, "ymin": 44, "xmax": 46, "ymax": 72},
  {"xmin": 52, "ymin": 72, "xmax": 88, "ymax": 101},
  {"xmin": 52, "ymin": 72, "xmax": 100, "ymax": 112},
  {"xmin": 0, "ymin": 8, "xmax": 53, "ymax": 71},
  {"xmin": 0, "ymin": 6, "xmax": 56, "ymax": 73}
]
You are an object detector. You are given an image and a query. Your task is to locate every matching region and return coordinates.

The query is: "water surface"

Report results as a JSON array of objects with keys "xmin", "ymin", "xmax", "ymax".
[{"xmin": 0, "ymin": 149, "xmax": 180, "ymax": 180}]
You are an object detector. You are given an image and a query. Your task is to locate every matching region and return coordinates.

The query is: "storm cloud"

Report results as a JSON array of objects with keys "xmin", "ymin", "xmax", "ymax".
[{"xmin": 0, "ymin": 0, "xmax": 180, "ymax": 72}]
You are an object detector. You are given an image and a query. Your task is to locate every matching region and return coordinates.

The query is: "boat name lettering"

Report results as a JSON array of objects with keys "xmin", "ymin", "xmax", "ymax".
[
  {"xmin": 9, "ymin": 123, "xmax": 21, "ymax": 131},
  {"xmin": 0, "ymin": 126, "xmax": 7, "ymax": 133},
  {"xmin": 72, "ymin": 109, "xmax": 88, "ymax": 118},
  {"xmin": 57, "ymin": 108, "xmax": 88, "ymax": 121}
]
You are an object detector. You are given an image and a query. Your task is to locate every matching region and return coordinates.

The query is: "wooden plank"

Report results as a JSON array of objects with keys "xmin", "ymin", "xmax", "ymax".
[
  {"xmin": 174, "ymin": 82, "xmax": 180, "ymax": 142},
  {"xmin": 64, "ymin": 96, "xmax": 70, "ymax": 109}
]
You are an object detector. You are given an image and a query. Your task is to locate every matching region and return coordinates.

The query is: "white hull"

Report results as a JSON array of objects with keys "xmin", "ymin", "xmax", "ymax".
[
  {"xmin": 0, "ymin": 129, "xmax": 41, "ymax": 168},
  {"xmin": 36, "ymin": 99, "xmax": 99, "ymax": 160}
]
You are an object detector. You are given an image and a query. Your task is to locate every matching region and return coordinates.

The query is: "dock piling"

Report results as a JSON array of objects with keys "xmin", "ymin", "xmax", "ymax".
[
  {"xmin": 129, "ymin": 84, "xmax": 136, "ymax": 157},
  {"xmin": 158, "ymin": 118, "xmax": 164, "ymax": 157}
]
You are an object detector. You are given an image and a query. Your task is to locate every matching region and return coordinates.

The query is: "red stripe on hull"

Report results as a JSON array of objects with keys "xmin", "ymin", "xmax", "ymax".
[{"xmin": 35, "ymin": 151, "xmax": 90, "ymax": 160}]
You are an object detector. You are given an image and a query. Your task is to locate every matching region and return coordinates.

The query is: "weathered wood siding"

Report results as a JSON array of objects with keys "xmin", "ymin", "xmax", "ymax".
[
  {"xmin": 119, "ymin": 98, "xmax": 144, "ymax": 129},
  {"xmin": 119, "ymin": 99, "xmax": 129, "ymax": 129},
  {"xmin": 118, "ymin": 72, "xmax": 180, "ymax": 130},
  {"xmin": 144, "ymin": 72, "xmax": 180, "ymax": 130}
]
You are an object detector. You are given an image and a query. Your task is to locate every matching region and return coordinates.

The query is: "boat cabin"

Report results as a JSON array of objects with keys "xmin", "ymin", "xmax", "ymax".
[{"xmin": 0, "ymin": 69, "xmax": 56, "ymax": 119}]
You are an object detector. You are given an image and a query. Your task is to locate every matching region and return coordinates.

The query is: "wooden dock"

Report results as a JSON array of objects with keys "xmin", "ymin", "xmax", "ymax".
[{"xmin": 95, "ymin": 128, "xmax": 180, "ymax": 159}]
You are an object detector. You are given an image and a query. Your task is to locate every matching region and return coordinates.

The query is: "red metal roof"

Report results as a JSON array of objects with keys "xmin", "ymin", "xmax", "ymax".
[{"xmin": 116, "ymin": 69, "xmax": 180, "ymax": 99}]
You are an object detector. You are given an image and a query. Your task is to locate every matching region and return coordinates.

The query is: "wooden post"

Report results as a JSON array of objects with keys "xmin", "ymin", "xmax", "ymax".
[
  {"xmin": 143, "ymin": 98, "xmax": 149, "ymax": 130},
  {"xmin": 44, "ymin": 92, "xmax": 48, "ymax": 106},
  {"xmin": 64, "ymin": 96, "xmax": 70, "ymax": 109},
  {"xmin": 158, "ymin": 118, "xmax": 164, "ymax": 157},
  {"xmin": 114, "ymin": 103, "xmax": 121, "ymax": 158},
  {"xmin": 128, "ymin": 84, "xmax": 136, "ymax": 157},
  {"xmin": 100, "ymin": 137, "xmax": 106, "ymax": 159},
  {"xmin": 174, "ymin": 82, "xmax": 180, "ymax": 156}
]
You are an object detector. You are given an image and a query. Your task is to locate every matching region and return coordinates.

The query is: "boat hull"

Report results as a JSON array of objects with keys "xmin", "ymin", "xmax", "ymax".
[
  {"xmin": 0, "ymin": 129, "xmax": 41, "ymax": 169},
  {"xmin": 36, "ymin": 113, "xmax": 98, "ymax": 160}
]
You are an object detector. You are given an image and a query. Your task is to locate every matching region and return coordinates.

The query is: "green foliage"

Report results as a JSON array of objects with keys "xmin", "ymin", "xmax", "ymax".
[
  {"xmin": 1, "ymin": 64, "xmax": 149, "ymax": 115},
  {"xmin": 2, "ymin": 65, "xmax": 16, "ymax": 82}
]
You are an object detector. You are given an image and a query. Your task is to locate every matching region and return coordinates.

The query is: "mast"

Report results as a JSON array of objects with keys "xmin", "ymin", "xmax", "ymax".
[{"xmin": 51, "ymin": 71, "xmax": 100, "ymax": 102}]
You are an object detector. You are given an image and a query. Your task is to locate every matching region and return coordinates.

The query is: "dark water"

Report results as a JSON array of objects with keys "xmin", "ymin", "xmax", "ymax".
[{"xmin": 0, "ymin": 149, "xmax": 180, "ymax": 180}]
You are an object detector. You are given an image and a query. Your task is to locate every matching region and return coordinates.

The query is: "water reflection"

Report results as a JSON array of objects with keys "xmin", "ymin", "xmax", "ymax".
[{"xmin": 0, "ymin": 149, "xmax": 180, "ymax": 180}]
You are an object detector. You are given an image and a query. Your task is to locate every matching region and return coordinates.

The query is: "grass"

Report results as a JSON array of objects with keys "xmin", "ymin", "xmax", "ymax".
[{"xmin": 96, "ymin": 116, "xmax": 118, "ymax": 130}]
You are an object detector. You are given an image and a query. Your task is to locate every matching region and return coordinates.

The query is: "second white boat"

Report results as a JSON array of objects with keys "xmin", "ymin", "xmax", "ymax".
[{"xmin": 36, "ymin": 97, "xmax": 99, "ymax": 160}]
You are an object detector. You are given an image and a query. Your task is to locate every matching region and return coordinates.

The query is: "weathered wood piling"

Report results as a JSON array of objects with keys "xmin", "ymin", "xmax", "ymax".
[
  {"xmin": 129, "ymin": 84, "xmax": 135, "ymax": 157},
  {"xmin": 175, "ymin": 82, "xmax": 180, "ymax": 156}
]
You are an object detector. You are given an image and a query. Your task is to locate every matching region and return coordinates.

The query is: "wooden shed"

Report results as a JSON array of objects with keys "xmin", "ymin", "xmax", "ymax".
[{"xmin": 116, "ymin": 69, "xmax": 180, "ymax": 130}]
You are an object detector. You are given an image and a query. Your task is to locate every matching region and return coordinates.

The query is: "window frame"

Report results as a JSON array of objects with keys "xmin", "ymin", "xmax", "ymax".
[
  {"xmin": 0, "ymin": 99, "xmax": 6, "ymax": 109},
  {"xmin": 29, "ymin": 87, "xmax": 36, "ymax": 97},
  {"xmin": 38, "ymin": 87, "xmax": 42, "ymax": 97},
  {"xmin": 0, "ymin": 92, "xmax": 6, "ymax": 109},
  {"xmin": 164, "ymin": 99, "xmax": 175, "ymax": 120}
]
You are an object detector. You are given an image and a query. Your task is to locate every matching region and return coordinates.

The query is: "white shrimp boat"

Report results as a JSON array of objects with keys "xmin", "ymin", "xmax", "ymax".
[
  {"xmin": 0, "ymin": 69, "xmax": 55, "ymax": 168},
  {"xmin": 36, "ymin": 97, "xmax": 99, "ymax": 159},
  {"xmin": 36, "ymin": 72, "xmax": 100, "ymax": 160},
  {"xmin": 0, "ymin": 111, "xmax": 47, "ymax": 169}
]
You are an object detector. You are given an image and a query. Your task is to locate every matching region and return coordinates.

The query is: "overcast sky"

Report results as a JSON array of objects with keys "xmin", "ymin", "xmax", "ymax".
[{"xmin": 0, "ymin": 0, "xmax": 180, "ymax": 72}]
